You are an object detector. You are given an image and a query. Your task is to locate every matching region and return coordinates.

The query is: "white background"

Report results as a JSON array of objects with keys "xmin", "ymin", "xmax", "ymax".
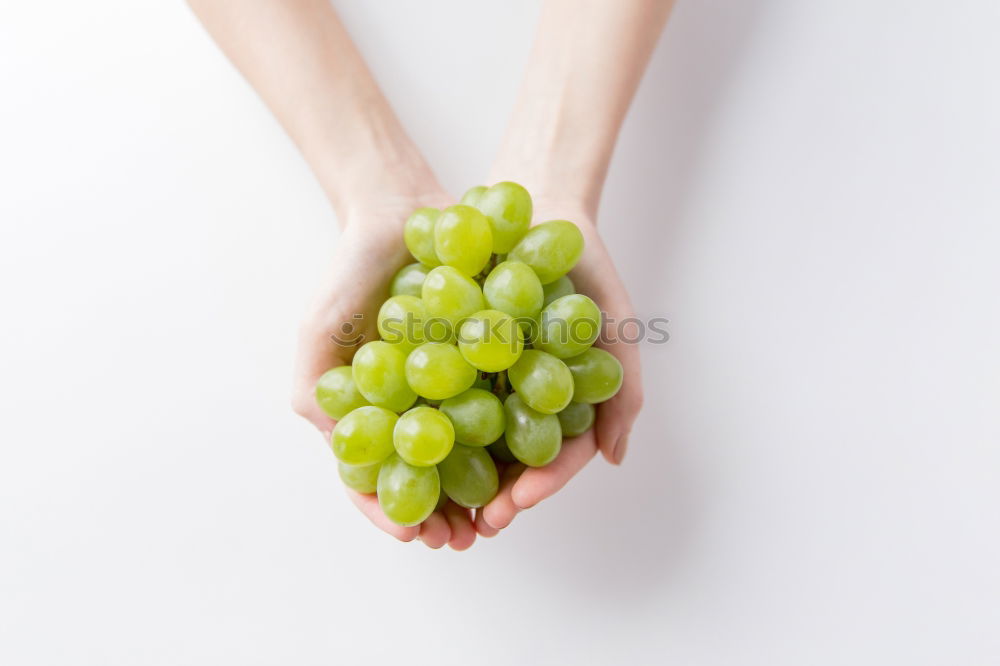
[{"xmin": 2, "ymin": 1, "xmax": 999, "ymax": 664}]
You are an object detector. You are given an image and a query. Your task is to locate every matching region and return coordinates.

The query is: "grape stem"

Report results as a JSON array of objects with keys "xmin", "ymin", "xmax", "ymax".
[
  {"xmin": 476, "ymin": 253, "xmax": 505, "ymax": 286},
  {"xmin": 493, "ymin": 370, "xmax": 508, "ymax": 398}
]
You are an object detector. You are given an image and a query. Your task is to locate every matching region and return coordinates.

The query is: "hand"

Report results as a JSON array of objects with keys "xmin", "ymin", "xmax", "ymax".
[
  {"xmin": 193, "ymin": 0, "xmax": 664, "ymax": 545},
  {"xmin": 466, "ymin": 0, "xmax": 667, "ymax": 537},
  {"xmin": 291, "ymin": 196, "xmax": 477, "ymax": 551},
  {"xmin": 479, "ymin": 203, "xmax": 644, "ymax": 533}
]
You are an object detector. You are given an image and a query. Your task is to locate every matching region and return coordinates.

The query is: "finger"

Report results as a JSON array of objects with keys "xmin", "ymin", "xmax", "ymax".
[
  {"xmin": 292, "ymin": 378, "xmax": 337, "ymax": 439},
  {"xmin": 614, "ymin": 432, "xmax": 631, "ymax": 465},
  {"xmin": 443, "ymin": 503, "xmax": 477, "ymax": 551},
  {"xmin": 593, "ymin": 334, "xmax": 643, "ymax": 463},
  {"xmin": 511, "ymin": 432, "xmax": 598, "ymax": 509},
  {"xmin": 304, "ymin": 403, "xmax": 337, "ymax": 443},
  {"xmin": 568, "ymin": 236, "xmax": 644, "ymax": 465},
  {"xmin": 346, "ymin": 488, "xmax": 419, "ymax": 542},
  {"xmin": 594, "ymin": 395, "xmax": 628, "ymax": 464},
  {"xmin": 474, "ymin": 508, "xmax": 500, "ymax": 538},
  {"xmin": 482, "ymin": 463, "xmax": 526, "ymax": 530},
  {"xmin": 418, "ymin": 511, "xmax": 451, "ymax": 549},
  {"xmin": 291, "ymin": 342, "xmax": 339, "ymax": 439},
  {"xmin": 293, "ymin": 310, "xmax": 362, "ymax": 438},
  {"xmin": 594, "ymin": 366, "xmax": 642, "ymax": 464}
]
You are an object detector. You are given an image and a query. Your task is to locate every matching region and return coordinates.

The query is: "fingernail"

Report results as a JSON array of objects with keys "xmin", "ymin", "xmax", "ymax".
[{"xmin": 613, "ymin": 435, "xmax": 629, "ymax": 465}]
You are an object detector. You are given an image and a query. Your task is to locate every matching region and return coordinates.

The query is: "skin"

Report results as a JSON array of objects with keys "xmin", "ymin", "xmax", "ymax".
[{"xmin": 188, "ymin": 0, "xmax": 673, "ymax": 546}]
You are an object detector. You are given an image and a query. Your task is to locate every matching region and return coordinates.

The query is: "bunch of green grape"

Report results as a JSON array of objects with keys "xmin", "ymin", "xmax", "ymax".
[{"xmin": 314, "ymin": 182, "xmax": 623, "ymax": 526}]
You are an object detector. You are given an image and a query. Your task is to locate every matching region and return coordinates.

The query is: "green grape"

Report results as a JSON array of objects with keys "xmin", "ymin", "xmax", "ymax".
[
  {"xmin": 542, "ymin": 274, "xmax": 575, "ymax": 307},
  {"xmin": 315, "ymin": 366, "xmax": 370, "ymax": 420},
  {"xmin": 422, "ymin": 265, "xmax": 486, "ymax": 333},
  {"xmin": 439, "ymin": 388, "xmax": 505, "ymax": 447},
  {"xmin": 433, "ymin": 204, "xmax": 492, "ymax": 277},
  {"xmin": 487, "ymin": 435, "xmax": 517, "ymax": 463},
  {"xmin": 389, "ymin": 262, "xmax": 430, "ymax": 298},
  {"xmin": 404, "ymin": 342, "xmax": 477, "ymax": 400},
  {"xmin": 557, "ymin": 401, "xmax": 595, "ymax": 437},
  {"xmin": 504, "ymin": 393, "xmax": 561, "ymax": 467},
  {"xmin": 377, "ymin": 453, "xmax": 440, "ymax": 526},
  {"xmin": 351, "ymin": 341, "xmax": 418, "ymax": 412},
  {"xmin": 403, "ymin": 208, "xmax": 441, "ymax": 266},
  {"xmin": 460, "ymin": 184, "xmax": 487, "ymax": 207},
  {"xmin": 437, "ymin": 444, "xmax": 499, "ymax": 508},
  {"xmin": 330, "ymin": 406, "xmax": 398, "ymax": 465},
  {"xmin": 338, "ymin": 460, "xmax": 381, "ymax": 494},
  {"xmin": 519, "ymin": 316, "xmax": 542, "ymax": 348},
  {"xmin": 508, "ymin": 219, "xmax": 584, "ymax": 284},
  {"xmin": 377, "ymin": 295, "xmax": 426, "ymax": 352},
  {"xmin": 507, "ymin": 349, "xmax": 574, "ymax": 414},
  {"xmin": 536, "ymin": 293, "xmax": 601, "ymax": 359},
  {"xmin": 483, "ymin": 260, "xmax": 544, "ymax": 322},
  {"xmin": 476, "ymin": 181, "xmax": 532, "ymax": 253},
  {"xmin": 393, "ymin": 405, "xmax": 455, "ymax": 466},
  {"xmin": 457, "ymin": 309, "xmax": 524, "ymax": 372},
  {"xmin": 564, "ymin": 347, "xmax": 624, "ymax": 403}
]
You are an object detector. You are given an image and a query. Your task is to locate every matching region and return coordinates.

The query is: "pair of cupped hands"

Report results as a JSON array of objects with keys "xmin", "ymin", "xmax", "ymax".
[{"xmin": 292, "ymin": 183, "xmax": 643, "ymax": 549}]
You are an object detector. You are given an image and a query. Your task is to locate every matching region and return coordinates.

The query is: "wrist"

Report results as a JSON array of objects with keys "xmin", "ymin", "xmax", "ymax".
[
  {"xmin": 321, "ymin": 155, "xmax": 449, "ymax": 228},
  {"xmin": 300, "ymin": 85, "xmax": 446, "ymax": 224},
  {"xmin": 335, "ymin": 183, "xmax": 451, "ymax": 237},
  {"xmin": 488, "ymin": 157, "xmax": 604, "ymax": 222},
  {"xmin": 488, "ymin": 126, "xmax": 610, "ymax": 219}
]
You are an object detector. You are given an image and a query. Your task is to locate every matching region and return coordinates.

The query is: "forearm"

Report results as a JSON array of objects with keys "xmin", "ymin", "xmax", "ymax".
[
  {"xmin": 490, "ymin": 0, "xmax": 674, "ymax": 216},
  {"xmin": 188, "ymin": 0, "xmax": 440, "ymax": 218}
]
